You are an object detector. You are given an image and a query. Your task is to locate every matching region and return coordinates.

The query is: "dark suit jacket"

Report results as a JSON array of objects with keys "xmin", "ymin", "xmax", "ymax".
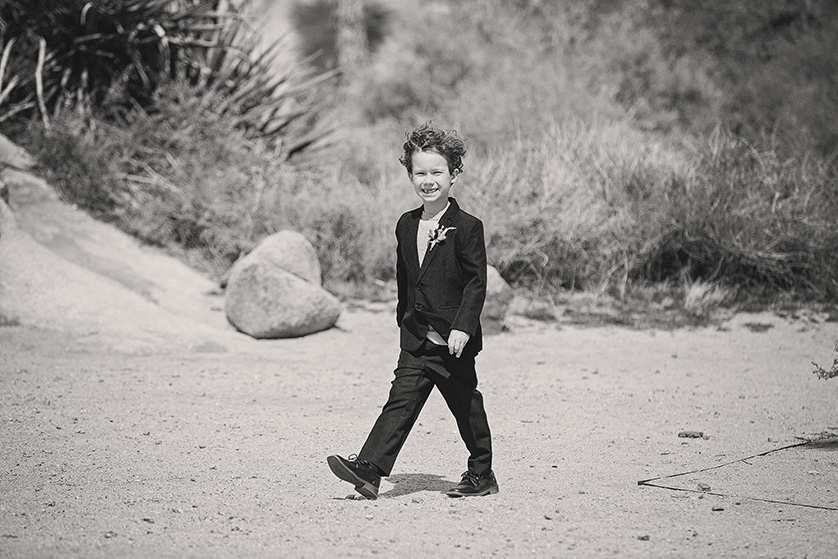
[{"xmin": 395, "ymin": 197, "xmax": 487, "ymax": 355}]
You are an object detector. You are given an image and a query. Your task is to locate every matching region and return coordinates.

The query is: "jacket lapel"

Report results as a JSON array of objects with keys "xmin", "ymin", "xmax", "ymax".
[
  {"xmin": 404, "ymin": 206, "xmax": 422, "ymax": 272},
  {"xmin": 417, "ymin": 198, "xmax": 458, "ymax": 281}
]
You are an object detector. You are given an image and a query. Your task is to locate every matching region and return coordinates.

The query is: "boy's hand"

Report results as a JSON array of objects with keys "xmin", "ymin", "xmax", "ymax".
[{"xmin": 448, "ymin": 329, "xmax": 471, "ymax": 358}]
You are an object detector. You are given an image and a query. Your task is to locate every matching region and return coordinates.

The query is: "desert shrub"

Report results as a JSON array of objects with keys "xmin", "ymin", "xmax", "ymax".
[
  {"xmin": 459, "ymin": 116, "xmax": 691, "ymax": 296},
  {"xmin": 291, "ymin": 190, "xmax": 393, "ymax": 289},
  {"xmin": 23, "ymin": 118, "xmax": 127, "ymax": 219},
  {"xmin": 21, "ymin": 86, "xmax": 290, "ymax": 275},
  {"xmin": 637, "ymin": 127, "xmax": 838, "ymax": 296}
]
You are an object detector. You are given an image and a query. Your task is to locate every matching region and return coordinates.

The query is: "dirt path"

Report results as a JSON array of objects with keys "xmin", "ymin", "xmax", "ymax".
[
  {"xmin": 2, "ymin": 303, "xmax": 837, "ymax": 559},
  {"xmin": 2, "ymin": 136, "xmax": 837, "ymax": 557}
]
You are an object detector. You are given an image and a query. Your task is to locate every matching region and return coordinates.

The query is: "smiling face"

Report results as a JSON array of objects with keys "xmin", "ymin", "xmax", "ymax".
[{"xmin": 409, "ymin": 150, "xmax": 458, "ymax": 211}]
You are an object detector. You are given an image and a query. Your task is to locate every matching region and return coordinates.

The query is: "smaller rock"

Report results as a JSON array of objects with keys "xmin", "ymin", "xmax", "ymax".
[
  {"xmin": 509, "ymin": 295, "xmax": 556, "ymax": 322},
  {"xmin": 678, "ymin": 431, "xmax": 704, "ymax": 438},
  {"xmin": 483, "ymin": 265, "xmax": 513, "ymax": 335}
]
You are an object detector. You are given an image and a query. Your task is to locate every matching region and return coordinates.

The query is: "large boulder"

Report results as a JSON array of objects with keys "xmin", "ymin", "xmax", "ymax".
[
  {"xmin": 0, "ymin": 193, "xmax": 230, "ymax": 352},
  {"xmin": 483, "ymin": 265, "xmax": 513, "ymax": 335},
  {"xmin": 1, "ymin": 165, "xmax": 227, "ymax": 331},
  {"xmin": 224, "ymin": 231, "xmax": 341, "ymax": 338},
  {"xmin": 0, "ymin": 162, "xmax": 234, "ymax": 353}
]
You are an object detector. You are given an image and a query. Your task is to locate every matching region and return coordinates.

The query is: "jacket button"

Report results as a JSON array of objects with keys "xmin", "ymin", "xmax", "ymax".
[{"xmin": 415, "ymin": 303, "xmax": 423, "ymax": 310}]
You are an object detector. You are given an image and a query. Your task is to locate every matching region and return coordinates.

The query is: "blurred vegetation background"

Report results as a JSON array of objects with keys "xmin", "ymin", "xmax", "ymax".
[{"xmin": 1, "ymin": 0, "xmax": 836, "ymax": 317}]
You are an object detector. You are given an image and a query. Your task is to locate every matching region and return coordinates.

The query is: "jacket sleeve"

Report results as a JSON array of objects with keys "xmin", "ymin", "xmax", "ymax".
[
  {"xmin": 395, "ymin": 223, "xmax": 408, "ymax": 327},
  {"xmin": 451, "ymin": 219, "xmax": 487, "ymax": 336}
]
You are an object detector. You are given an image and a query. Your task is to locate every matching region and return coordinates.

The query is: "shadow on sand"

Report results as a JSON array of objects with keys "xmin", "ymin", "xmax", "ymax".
[{"xmin": 381, "ymin": 473, "xmax": 458, "ymax": 498}]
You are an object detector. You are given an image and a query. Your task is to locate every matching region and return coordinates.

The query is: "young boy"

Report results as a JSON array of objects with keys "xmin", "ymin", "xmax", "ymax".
[{"xmin": 327, "ymin": 122, "xmax": 497, "ymax": 499}]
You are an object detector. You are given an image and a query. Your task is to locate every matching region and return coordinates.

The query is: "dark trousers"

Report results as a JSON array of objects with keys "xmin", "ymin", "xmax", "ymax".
[{"xmin": 358, "ymin": 340, "xmax": 493, "ymax": 476}]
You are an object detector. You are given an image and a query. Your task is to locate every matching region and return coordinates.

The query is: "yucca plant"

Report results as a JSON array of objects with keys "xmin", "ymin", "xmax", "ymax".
[{"xmin": 0, "ymin": 0, "xmax": 335, "ymax": 156}]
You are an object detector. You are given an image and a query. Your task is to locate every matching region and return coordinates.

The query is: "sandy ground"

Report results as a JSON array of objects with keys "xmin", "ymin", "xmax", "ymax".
[
  {"xmin": 2, "ymin": 301, "xmax": 838, "ymax": 559},
  {"xmin": 2, "ymin": 138, "xmax": 838, "ymax": 558}
]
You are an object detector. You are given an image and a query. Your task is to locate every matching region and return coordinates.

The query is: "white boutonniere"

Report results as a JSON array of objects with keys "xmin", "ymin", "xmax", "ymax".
[{"xmin": 428, "ymin": 224, "xmax": 456, "ymax": 250}]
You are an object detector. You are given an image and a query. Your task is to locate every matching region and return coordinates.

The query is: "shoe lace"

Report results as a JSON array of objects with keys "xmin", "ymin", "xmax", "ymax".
[
  {"xmin": 461, "ymin": 471, "xmax": 481, "ymax": 487},
  {"xmin": 348, "ymin": 454, "xmax": 374, "ymax": 468}
]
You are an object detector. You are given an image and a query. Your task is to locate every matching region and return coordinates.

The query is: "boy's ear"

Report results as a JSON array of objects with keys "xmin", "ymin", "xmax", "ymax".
[{"xmin": 451, "ymin": 169, "xmax": 460, "ymax": 183}]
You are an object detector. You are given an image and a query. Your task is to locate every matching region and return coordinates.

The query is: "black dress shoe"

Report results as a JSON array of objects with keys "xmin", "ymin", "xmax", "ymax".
[
  {"xmin": 327, "ymin": 454, "xmax": 381, "ymax": 499},
  {"xmin": 447, "ymin": 470, "xmax": 499, "ymax": 497}
]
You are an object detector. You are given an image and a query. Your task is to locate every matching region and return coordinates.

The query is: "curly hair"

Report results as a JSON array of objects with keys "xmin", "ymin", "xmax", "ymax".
[{"xmin": 399, "ymin": 121, "xmax": 466, "ymax": 175}]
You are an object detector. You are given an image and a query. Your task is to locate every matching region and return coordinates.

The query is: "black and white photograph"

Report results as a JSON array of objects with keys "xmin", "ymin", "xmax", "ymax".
[{"xmin": 1, "ymin": 1, "xmax": 837, "ymax": 557}]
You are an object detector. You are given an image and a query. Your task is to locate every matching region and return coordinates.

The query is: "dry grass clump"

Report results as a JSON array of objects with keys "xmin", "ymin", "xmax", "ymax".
[
  {"xmin": 461, "ymin": 116, "xmax": 691, "ymax": 296},
  {"xmin": 682, "ymin": 279, "xmax": 733, "ymax": 319},
  {"xmin": 641, "ymin": 127, "xmax": 838, "ymax": 296},
  {"xmin": 448, "ymin": 119, "xmax": 836, "ymax": 305}
]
